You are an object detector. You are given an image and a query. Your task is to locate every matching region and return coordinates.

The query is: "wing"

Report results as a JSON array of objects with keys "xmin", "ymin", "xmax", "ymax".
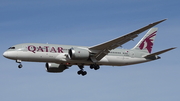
[{"xmin": 89, "ymin": 19, "xmax": 167, "ymax": 61}]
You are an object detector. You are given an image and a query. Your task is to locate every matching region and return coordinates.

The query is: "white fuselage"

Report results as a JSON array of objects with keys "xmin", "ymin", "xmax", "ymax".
[{"xmin": 3, "ymin": 43, "xmax": 152, "ymax": 66}]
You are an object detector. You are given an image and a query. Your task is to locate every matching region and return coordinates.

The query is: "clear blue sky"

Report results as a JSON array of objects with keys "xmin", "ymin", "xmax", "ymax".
[{"xmin": 0, "ymin": 0, "xmax": 179, "ymax": 101}]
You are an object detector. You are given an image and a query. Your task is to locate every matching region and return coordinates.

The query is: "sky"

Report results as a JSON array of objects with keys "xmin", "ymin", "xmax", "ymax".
[{"xmin": 0, "ymin": 0, "xmax": 180, "ymax": 101}]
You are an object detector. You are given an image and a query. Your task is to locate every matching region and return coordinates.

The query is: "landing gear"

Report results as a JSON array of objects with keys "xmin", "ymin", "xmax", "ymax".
[
  {"xmin": 90, "ymin": 64, "xmax": 100, "ymax": 70},
  {"xmin": 18, "ymin": 64, "xmax": 23, "ymax": 68},
  {"xmin": 77, "ymin": 65, "xmax": 87, "ymax": 76},
  {"xmin": 77, "ymin": 70, "xmax": 87, "ymax": 76},
  {"xmin": 77, "ymin": 64, "xmax": 100, "ymax": 76},
  {"xmin": 16, "ymin": 60, "xmax": 23, "ymax": 68}
]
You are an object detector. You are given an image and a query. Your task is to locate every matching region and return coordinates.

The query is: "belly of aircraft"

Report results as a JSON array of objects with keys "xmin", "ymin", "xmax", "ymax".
[{"xmin": 16, "ymin": 52, "xmax": 149, "ymax": 66}]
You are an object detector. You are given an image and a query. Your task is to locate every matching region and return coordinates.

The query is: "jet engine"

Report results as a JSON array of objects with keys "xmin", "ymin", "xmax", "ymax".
[
  {"xmin": 68, "ymin": 48, "xmax": 90, "ymax": 60},
  {"xmin": 45, "ymin": 63, "xmax": 67, "ymax": 73}
]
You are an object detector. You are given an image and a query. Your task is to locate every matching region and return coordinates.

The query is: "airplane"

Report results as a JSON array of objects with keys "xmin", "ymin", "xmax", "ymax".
[{"xmin": 3, "ymin": 19, "xmax": 176, "ymax": 76}]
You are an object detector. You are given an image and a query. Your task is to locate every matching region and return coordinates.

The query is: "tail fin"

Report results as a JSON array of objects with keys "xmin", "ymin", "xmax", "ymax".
[{"xmin": 132, "ymin": 28, "xmax": 158, "ymax": 53}]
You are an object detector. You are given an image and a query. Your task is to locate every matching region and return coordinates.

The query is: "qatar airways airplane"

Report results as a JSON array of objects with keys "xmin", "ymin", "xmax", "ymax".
[{"xmin": 3, "ymin": 19, "xmax": 176, "ymax": 76}]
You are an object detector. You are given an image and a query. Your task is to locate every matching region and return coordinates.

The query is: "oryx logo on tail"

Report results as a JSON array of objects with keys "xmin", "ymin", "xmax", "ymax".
[
  {"xmin": 132, "ymin": 28, "xmax": 158, "ymax": 53},
  {"xmin": 139, "ymin": 31, "xmax": 157, "ymax": 53}
]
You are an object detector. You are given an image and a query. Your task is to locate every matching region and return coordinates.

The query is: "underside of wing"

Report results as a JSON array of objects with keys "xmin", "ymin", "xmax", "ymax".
[{"xmin": 89, "ymin": 19, "xmax": 167, "ymax": 61}]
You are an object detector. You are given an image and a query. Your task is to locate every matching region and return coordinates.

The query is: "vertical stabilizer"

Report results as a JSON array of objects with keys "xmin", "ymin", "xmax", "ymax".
[{"xmin": 132, "ymin": 28, "xmax": 158, "ymax": 53}]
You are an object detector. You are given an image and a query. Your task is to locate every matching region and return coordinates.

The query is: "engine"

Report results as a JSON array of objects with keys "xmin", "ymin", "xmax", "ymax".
[
  {"xmin": 68, "ymin": 48, "xmax": 90, "ymax": 60},
  {"xmin": 45, "ymin": 63, "xmax": 67, "ymax": 73}
]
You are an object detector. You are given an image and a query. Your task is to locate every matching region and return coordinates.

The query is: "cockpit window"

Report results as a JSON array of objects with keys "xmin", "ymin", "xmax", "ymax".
[{"xmin": 8, "ymin": 47, "xmax": 15, "ymax": 49}]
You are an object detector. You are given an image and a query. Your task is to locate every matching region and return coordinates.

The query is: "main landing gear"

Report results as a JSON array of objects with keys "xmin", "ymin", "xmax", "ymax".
[
  {"xmin": 90, "ymin": 64, "xmax": 100, "ymax": 70},
  {"xmin": 77, "ymin": 64, "xmax": 100, "ymax": 76},
  {"xmin": 77, "ymin": 65, "xmax": 87, "ymax": 76},
  {"xmin": 16, "ymin": 60, "xmax": 23, "ymax": 68}
]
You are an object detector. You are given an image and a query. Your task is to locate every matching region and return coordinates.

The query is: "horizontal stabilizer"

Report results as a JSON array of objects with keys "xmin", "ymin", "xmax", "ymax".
[{"xmin": 144, "ymin": 47, "xmax": 176, "ymax": 58}]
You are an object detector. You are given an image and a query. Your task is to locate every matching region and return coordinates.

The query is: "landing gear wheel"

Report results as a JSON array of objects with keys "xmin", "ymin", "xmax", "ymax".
[
  {"xmin": 77, "ymin": 70, "xmax": 87, "ymax": 76},
  {"xmin": 90, "ymin": 64, "xmax": 100, "ymax": 70},
  {"xmin": 77, "ymin": 70, "xmax": 82, "ymax": 75},
  {"xmin": 90, "ymin": 64, "xmax": 95, "ymax": 69},
  {"xmin": 82, "ymin": 71, "xmax": 87, "ymax": 76},
  {"xmin": 18, "ymin": 64, "xmax": 23, "ymax": 68},
  {"xmin": 94, "ymin": 65, "xmax": 100, "ymax": 70}
]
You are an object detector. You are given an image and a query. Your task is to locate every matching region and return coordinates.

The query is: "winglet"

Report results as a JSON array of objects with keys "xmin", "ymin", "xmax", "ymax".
[
  {"xmin": 153, "ymin": 19, "xmax": 167, "ymax": 24},
  {"xmin": 145, "ymin": 19, "xmax": 167, "ymax": 29}
]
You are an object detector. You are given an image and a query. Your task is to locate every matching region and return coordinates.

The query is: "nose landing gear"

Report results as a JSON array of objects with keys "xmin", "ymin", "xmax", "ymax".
[
  {"xmin": 18, "ymin": 64, "xmax": 23, "ymax": 68},
  {"xmin": 16, "ymin": 60, "xmax": 23, "ymax": 68}
]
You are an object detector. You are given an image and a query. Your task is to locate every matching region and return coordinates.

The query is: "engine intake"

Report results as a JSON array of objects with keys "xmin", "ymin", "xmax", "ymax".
[{"xmin": 68, "ymin": 48, "xmax": 90, "ymax": 60}]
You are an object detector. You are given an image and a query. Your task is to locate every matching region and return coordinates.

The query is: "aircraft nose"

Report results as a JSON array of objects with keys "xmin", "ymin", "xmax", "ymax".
[
  {"xmin": 3, "ymin": 51, "xmax": 17, "ymax": 59},
  {"xmin": 3, "ymin": 51, "xmax": 19, "ymax": 59},
  {"xmin": 3, "ymin": 51, "xmax": 9, "ymax": 58}
]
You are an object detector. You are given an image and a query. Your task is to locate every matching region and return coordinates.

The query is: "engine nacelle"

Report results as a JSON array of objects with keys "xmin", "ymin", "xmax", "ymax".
[
  {"xmin": 68, "ymin": 48, "xmax": 90, "ymax": 60},
  {"xmin": 45, "ymin": 63, "xmax": 67, "ymax": 73}
]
